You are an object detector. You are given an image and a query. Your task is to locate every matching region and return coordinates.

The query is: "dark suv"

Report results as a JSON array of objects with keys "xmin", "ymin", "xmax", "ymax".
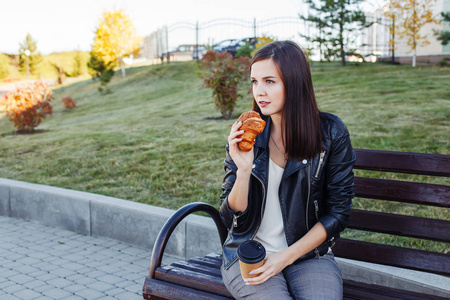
[{"xmin": 217, "ymin": 37, "xmax": 258, "ymax": 56}]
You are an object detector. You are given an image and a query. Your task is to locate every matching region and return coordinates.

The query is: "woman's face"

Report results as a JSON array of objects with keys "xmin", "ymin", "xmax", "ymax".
[{"xmin": 251, "ymin": 59, "xmax": 286, "ymax": 118}]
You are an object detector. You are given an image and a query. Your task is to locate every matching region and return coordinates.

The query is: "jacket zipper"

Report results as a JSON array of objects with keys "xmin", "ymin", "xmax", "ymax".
[
  {"xmin": 233, "ymin": 215, "xmax": 238, "ymax": 227},
  {"xmin": 305, "ymin": 164, "xmax": 311, "ymax": 231},
  {"xmin": 314, "ymin": 200, "xmax": 321, "ymax": 258},
  {"xmin": 314, "ymin": 151, "xmax": 326, "ymax": 178},
  {"xmin": 225, "ymin": 171, "xmax": 267, "ymax": 270},
  {"xmin": 314, "ymin": 200, "xmax": 319, "ymax": 221}
]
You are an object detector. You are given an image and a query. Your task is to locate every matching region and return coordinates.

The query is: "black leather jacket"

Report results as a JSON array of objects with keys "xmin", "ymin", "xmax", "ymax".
[{"xmin": 220, "ymin": 112, "xmax": 356, "ymax": 270}]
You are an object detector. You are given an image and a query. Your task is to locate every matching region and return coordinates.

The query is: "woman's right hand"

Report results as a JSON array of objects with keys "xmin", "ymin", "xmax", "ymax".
[{"xmin": 228, "ymin": 120, "xmax": 254, "ymax": 174}]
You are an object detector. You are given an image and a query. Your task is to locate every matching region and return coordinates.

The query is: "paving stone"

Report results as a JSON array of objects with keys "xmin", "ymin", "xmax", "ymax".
[
  {"xmin": 23, "ymin": 279, "xmax": 47, "ymax": 290},
  {"xmin": 46, "ymin": 277, "xmax": 73, "ymax": 288},
  {"xmin": 3, "ymin": 261, "xmax": 23, "ymax": 269},
  {"xmin": 97, "ymin": 274, "xmax": 123, "ymax": 285},
  {"xmin": 124, "ymin": 282, "xmax": 143, "ymax": 293},
  {"xmin": 104, "ymin": 287, "xmax": 127, "ymax": 296},
  {"xmin": 0, "ymin": 295, "xmax": 21, "ymax": 300},
  {"xmin": 3, "ymin": 284, "xmax": 24, "ymax": 294},
  {"xmin": 42, "ymin": 288, "xmax": 72, "ymax": 299},
  {"xmin": 114, "ymin": 291, "xmax": 143, "ymax": 300},
  {"xmin": 0, "ymin": 216, "xmax": 158, "ymax": 300},
  {"xmin": 74, "ymin": 288, "xmax": 105, "ymax": 299},
  {"xmin": 74, "ymin": 276, "xmax": 97, "ymax": 286},
  {"xmin": 86, "ymin": 281, "xmax": 115, "ymax": 292},
  {"xmin": 28, "ymin": 270, "xmax": 49, "ymax": 278},
  {"xmin": 35, "ymin": 273, "xmax": 58, "ymax": 282},
  {"xmin": 33, "ymin": 284, "xmax": 55, "ymax": 293},
  {"xmin": 0, "ymin": 269, "xmax": 20, "ymax": 278},
  {"xmin": 63, "ymin": 284, "xmax": 86, "ymax": 293},
  {"xmin": 62, "ymin": 296, "xmax": 84, "ymax": 300},
  {"xmin": 48, "ymin": 268, "xmax": 77, "ymax": 278},
  {"xmin": 12, "ymin": 289, "xmax": 42, "ymax": 299},
  {"xmin": 14, "ymin": 265, "xmax": 39, "ymax": 274},
  {"xmin": 60, "ymin": 262, "xmax": 85, "ymax": 271},
  {"xmin": 9, "ymin": 274, "xmax": 34, "ymax": 285}
]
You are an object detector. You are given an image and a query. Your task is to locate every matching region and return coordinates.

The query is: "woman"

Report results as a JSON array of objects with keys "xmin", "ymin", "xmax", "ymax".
[{"xmin": 219, "ymin": 41, "xmax": 355, "ymax": 299}]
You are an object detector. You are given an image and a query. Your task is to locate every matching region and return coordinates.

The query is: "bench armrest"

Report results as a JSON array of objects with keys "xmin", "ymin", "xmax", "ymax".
[{"xmin": 148, "ymin": 202, "xmax": 227, "ymax": 278}]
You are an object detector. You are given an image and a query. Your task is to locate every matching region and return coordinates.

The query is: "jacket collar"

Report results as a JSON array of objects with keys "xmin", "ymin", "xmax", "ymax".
[{"xmin": 253, "ymin": 117, "xmax": 311, "ymax": 181}]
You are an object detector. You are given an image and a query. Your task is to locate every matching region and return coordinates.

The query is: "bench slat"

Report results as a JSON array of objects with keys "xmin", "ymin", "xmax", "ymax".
[
  {"xmin": 155, "ymin": 265, "xmax": 233, "ymax": 298},
  {"xmin": 354, "ymin": 177, "xmax": 450, "ymax": 207},
  {"xmin": 343, "ymin": 279, "xmax": 449, "ymax": 300},
  {"xmin": 143, "ymin": 277, "xmax": 232, "ymax": 300},
  {"xmin": 348, "ymin": 209, "xmax": 450, "ymax": 242},
  {"xmin": 171, "ymin": 260, "xmax": 222, "ymax": 277},
  {"xmin": 188, "ymin": 256, "xmax": 223, "ymax": 269},
  {"xmin": 354, "ymin": 149, "xmax": 450, "ymax": 176},
  {"xmin": 333, "ymin": 238, "xmax": 450, "ymax": 276}
]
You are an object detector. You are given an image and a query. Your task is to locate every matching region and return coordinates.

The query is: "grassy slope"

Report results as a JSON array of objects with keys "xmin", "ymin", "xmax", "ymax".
[{"xmin": 0, "ymin": 61, "xmax": 449, "ymax": 251}]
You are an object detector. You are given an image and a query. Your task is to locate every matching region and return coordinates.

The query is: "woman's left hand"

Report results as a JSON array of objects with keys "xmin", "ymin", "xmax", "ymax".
[{"xmin": 244, "ymin": 252, "xmax": 289, "ymax": 285}]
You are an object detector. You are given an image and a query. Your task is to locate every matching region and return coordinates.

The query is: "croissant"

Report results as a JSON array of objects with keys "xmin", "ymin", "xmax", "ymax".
[{"xmin": 237, "ymin": 111, "xmax": 266, "ymax": 152}]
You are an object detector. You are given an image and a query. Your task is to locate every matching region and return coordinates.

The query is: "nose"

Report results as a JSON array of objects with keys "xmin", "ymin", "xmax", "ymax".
[{"xmin": 253, "ymin": 83, "xmax": 266, "ymax": 97}]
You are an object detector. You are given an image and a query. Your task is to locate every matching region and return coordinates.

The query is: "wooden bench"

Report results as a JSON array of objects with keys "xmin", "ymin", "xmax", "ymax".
[{"xmin": 143, "ymin": 149, "xmax": 450, "ymax": 299}]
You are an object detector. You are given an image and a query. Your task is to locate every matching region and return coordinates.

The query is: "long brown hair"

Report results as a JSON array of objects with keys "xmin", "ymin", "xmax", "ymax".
[{"xmin": 251, "ymin": 41, "xmax": 322, "ymax": 160}]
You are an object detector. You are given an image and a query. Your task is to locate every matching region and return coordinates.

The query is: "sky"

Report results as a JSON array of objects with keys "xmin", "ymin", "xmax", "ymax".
[{"xmin": 0, "ymin": 0, "xmax": 382, "ymax": 55}]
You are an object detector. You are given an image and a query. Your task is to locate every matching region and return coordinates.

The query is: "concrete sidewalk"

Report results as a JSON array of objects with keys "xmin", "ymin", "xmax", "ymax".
[{"xmin": 0, "ymin": 215, "xmax": 164, "ymax": 300}]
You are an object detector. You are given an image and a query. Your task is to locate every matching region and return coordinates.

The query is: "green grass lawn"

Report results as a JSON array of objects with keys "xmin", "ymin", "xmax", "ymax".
[{"xmin": 0, "ymin": 61, "xmax": 449, "ymax": 252}]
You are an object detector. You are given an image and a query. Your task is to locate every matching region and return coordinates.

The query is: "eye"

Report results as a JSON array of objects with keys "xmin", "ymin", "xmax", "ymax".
[
  {"xmin": 266, "ymin": 80, "xmax": 275, "ymax": 84},
  {"xmin": 251, "ymin": 79, "xmax": 258, "ymax": 85}
]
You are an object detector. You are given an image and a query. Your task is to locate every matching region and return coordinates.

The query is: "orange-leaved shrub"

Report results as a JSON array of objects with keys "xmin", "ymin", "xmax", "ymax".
[
  {"xmin": 3, "ymin": 81, "xmax": 54, "ymax": 132},
  {"xmin": 200, "ymin": 50, "xmax": 250, "ymax": 119},
  {"xmin": 61, "ymin": 97, "xmax": 76, "ymax": 109}
]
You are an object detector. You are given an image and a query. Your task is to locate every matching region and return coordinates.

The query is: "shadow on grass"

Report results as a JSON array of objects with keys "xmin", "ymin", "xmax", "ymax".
[{"xmin": 1, "ymin": 129, "xmax": 49, "ymax": 137}]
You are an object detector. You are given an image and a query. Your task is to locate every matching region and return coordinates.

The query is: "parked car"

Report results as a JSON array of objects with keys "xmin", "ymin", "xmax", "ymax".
[
  {"xmin": 192, "ymin": 45, "xmax": 207, "ymax": 60},
  {"xmin": 213, "ymin": 39, "xmax": 238, "ymax": 53},
  {"xmin": 215, "ymin": 37, "xmax": 258, "ymax": 57},
  {"xmin": 161, "ymin": 44, "xmax": 198, "ymax": 62}
]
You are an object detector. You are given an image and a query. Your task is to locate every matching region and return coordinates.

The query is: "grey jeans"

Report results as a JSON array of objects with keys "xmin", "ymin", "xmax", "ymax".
[{"xmin": 221, "ymin": 251, "xmax": 343, "ymax": 300}]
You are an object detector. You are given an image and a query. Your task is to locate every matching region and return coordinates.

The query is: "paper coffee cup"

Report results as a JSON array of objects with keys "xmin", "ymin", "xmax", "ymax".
[{"xmin": 237, "ymin": 240, "xmax": 266, "ymax": 279}]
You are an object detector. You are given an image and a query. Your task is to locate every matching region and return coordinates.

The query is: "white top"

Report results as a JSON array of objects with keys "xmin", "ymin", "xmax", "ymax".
[{"xmin": 254, "ymin": 159, "xmax": 289, "ymax": 253}]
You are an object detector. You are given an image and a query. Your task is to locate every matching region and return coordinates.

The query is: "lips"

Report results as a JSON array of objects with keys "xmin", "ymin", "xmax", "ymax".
[{"xmin": 258, "ymin": 101, "xmax": 270, "ymax": 107}]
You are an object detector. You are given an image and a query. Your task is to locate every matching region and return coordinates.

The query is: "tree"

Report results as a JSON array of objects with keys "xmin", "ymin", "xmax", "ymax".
[
  {"xmin": 49, "ymin": 61, "xmax": 69, "ymax": 85},
  {"xmin": 87, "ymin": 52, "xmax": 115, "ymax": 94},
  {"xmin": 18, "ymin": 34, "xmax": 43, "ymax": 77},
  {"xmin": 434, "ymin": 12, "xmax": 450, "ymax": 45},
  {"xmin": 388, "ymin": 0, "xmax": 440, "ymax": 67},
  {"xmin": 250, "ymin": 35, "xmax": 276, "ymax": 57},
  {"xmin": 92, "ymin": 10, "xmax": 142, "ymax": 78},
  {"xmin": 301, "ymin": 0, "xmax": 368, "ymax": 66},
  {"xmin": 72, "ymin": 51, "xmax": 84, "ymax": 77},
  {"xmin": 0, "ymin": 53, "xmax": 13, "ymax": 79}
]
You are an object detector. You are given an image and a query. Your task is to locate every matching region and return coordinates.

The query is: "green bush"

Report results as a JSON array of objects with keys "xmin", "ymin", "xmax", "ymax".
[{"xmin": 439, "ymin": 57, "xmax": 449, "ymax": 67}]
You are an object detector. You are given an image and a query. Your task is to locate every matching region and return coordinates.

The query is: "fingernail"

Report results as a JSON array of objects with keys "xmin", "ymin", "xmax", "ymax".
[
  {"xmin": 249, "ymin": 271, "xmax": 254, "ymax": 275},
  {"xmin": 245, "ymin": 282, "xmax": 251, "ymax": 286},
  {"xmin": 243, "ymin": 278, "xmax": 249, "ymax": 283}
]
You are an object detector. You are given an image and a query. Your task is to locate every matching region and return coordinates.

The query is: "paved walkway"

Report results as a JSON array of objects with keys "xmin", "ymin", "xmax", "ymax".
[{"xmin": 0, "ymin": 215, "xmax": 165, "ymax": 300}]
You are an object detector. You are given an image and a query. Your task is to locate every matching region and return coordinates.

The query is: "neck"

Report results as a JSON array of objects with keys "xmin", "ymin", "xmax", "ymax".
[{"xmin": 270, "ymin": 114, "xmax": 284, "ymax": 140}]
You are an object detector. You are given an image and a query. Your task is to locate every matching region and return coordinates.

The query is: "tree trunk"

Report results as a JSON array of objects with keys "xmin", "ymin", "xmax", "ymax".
[
  {"xmin": 339, "ymin": 10, "xmax": 346, "ymax": 66},
  {"xmin": 121, "ymin": 58, "xmax": 126, "ymax": 78}
]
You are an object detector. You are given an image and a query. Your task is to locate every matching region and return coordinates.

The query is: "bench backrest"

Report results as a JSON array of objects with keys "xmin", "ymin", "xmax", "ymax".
[{"xmin": 332, "ymin": 149, "xmax": 450, "ymax": 276}]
